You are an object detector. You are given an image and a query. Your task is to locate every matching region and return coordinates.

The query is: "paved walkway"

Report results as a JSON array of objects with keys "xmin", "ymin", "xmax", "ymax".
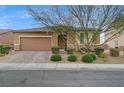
[{"xmin": 0, "ymin": 63, "xmax": 124, "ymax": 70}]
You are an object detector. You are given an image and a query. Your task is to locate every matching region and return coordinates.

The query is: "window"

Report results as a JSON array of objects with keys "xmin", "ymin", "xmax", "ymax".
[{"xmin": 80, "ymin": 33, "xmax": 84, "ymax": 44}]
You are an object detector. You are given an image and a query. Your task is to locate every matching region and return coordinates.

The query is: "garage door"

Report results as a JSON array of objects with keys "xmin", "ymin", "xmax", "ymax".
[{"xmin": 20, "ymin": 37, "xmax": 51, "ymax": 51}]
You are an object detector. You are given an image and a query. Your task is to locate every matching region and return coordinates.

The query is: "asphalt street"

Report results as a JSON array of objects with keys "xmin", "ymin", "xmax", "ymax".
[{"xmin": 0, "ymin": 70, "xmax": 124, "ymax": 87}]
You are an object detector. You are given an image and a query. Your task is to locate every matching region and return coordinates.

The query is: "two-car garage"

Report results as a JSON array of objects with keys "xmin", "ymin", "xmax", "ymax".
[
  {"xmin": 20, "ymin": 37, "xmax": 51, "ymax": 51},
  {"xmin": 13, "ymin": 30, "xmax": 57, "ymax": 51}
]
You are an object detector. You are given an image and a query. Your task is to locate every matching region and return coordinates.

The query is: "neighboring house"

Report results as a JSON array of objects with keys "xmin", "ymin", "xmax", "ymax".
[
  {"xmin": 0, "ymin": 27, "xmax": 100, "ymax": 51},
  {"xmin": 105, "ymin": 30, "xmax": 124, "ymax": 48},
  {"xmin": 0, "ymin": 29, "xmax": 14, "ymax": 46}
]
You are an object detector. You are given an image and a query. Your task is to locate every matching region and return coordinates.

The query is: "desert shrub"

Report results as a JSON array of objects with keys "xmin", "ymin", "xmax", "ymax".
[
  {"xmin": 99, "ymin": 52, "xmax": 108, "ymax": 58},
  {"xmin": 95, "ymin": 47, "xmax": 104, "ymax": 55},
  {"xmin": 51, "ymin": 45, "xmax": 60, "ymax": 54},
  {"xmin": 50, "ymin": 54, "xmax": 62, "ymax": 62},
  {"xmin": 0, "ymin": 53, "xmax": 5, "ymax": 57},
  {"xmin": 66, "ymin": 48, "xmax": 74, "ymax": 54},
  {"xmin": 80, "ymin": 48, "xmax": 89, "ymax": 52},
  {"xmin": 67, "ymin": 54, "xmax": 77, "ymax": 62},
  {"xmin": 99, "ymin": 52, "xmax": 108, "ymax": 62},
  {"xmin": 110, "ymin": 48, "xmax": 120, "ymax": 57},
  {"xmin": 81, "ymin": 54, "xmax": 94, "ymax": 63},
  {"xmin": 89, "ymin": 54, "xmax": 97, "ymax": 60},
  {"xmin": 0, "ymin": 44, "xmax": 11, "ymax": 54}
]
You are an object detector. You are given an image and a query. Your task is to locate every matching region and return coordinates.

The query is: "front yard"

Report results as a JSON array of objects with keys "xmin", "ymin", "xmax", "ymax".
[
  {"xmin": 0, "ymin": 50, "xmax": 123, "ymax": 64},
  {"xmin": 58, "ymin": 54, "xmax": 124, "ymax": 64},
  {"xmin": 50, "ymin": 46, "xmax": 124, "ymax": 64},
  {"xmin": 0, "ymin": 45, "xmax": 123, "ymax": 64}
]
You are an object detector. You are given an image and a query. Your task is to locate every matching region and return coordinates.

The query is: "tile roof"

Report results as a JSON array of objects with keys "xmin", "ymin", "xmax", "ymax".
[{"xmin": 0, "ymin": 29, "xmax": 12, "ymax": 35}]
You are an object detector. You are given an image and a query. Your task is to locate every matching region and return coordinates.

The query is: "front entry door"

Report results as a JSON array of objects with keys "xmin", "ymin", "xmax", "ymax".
[{"xmin": 58, "ymin": 35, "xmax": 67, "ymax": 49}]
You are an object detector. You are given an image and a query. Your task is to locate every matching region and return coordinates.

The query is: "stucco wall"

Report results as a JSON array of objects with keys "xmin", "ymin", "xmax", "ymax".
[
  {"xmin": 13, "ymin": 32, "xmax": 58, "ymax": 50},
  {"xmin": 105, "ymin": 30, "xmax": 124, "ymax": 48},
  {"xmin": 106, "ymin": 31, "xmax": 124, "ymax": 48},
  {"xmin": 0, "ymin": 32, "xmax": 14, "ymax": 46},
  {"xmin": 67, "ymin": 32, "xmax": 100, "ymax": 50}
]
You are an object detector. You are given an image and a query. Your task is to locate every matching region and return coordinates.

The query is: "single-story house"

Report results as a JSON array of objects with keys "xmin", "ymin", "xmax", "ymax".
[{"xmin": 0, "ymin": 27, "xmax": 100, "ymax": 51}]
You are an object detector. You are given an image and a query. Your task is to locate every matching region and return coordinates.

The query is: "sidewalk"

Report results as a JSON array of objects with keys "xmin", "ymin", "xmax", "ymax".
[{"xmin": 0, "ymin": 63, "xmax": 124, "ymax": 70}]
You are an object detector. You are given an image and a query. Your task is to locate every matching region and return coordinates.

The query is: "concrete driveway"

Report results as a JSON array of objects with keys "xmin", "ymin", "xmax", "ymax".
[{"xmin": 0, "ymin": 51, "xmax": 52, "ymax": 63}]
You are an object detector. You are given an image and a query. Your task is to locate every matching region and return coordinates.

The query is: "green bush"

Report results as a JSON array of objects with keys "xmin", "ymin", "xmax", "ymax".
[
  {"xmin": 67, "ymin": 54, "xmax": 77, "ymax": 62},
  {"xmin": 95, "ymin": 47, "xmax": 104, "ymax": 55},
  {"xmin": 110, "ymin": 48, "xmax": 120, "ymax": 57},
  {"xmin": 81, "ymin": 54, "xmax": 94, "ymax": 63},
  {"xmin": 66, "ymin": 48, "xmax": 74, "ymax": 54},
  {"xmin": 89, "ymin": 54, "xmax": 97, "ymax": 60},
  {"xmin": 51, "ymin": 45, "xmax": 60, "ymax": 54},
  {"xmin": 50, "ymin": 54, "xmax": 62, "ymax": 62},
  {"xmin": 0, "ymin": 44, "xmax": 11, "ymax": 54}
]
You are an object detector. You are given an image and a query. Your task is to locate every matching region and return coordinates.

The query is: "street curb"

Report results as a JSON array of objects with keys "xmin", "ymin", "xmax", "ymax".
[{"xmin": 0, "ymin": 63, "xmax": 124, "ymax": 70}]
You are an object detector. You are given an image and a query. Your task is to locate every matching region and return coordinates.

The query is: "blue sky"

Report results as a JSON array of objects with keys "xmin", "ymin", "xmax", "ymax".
[
  {"xmin": 0, "ymin": 5, "xmax": 42, "ymax": 30},
  {"xmin": 0, "ymin": 5, "xmax": 123, "ymax": 30},
  {"xmin": 0, "ymin": 5, "xmax": 67, "ymax": 30}
]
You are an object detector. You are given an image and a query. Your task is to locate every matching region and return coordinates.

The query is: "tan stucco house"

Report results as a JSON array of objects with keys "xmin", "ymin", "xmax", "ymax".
[
  {"xmin": 105, "ymin": 29, "xmax": 124, "ymax": 48},
  {"xmin": 0, "ymin": 28, "xmax": 100, "ymax": 51}
]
